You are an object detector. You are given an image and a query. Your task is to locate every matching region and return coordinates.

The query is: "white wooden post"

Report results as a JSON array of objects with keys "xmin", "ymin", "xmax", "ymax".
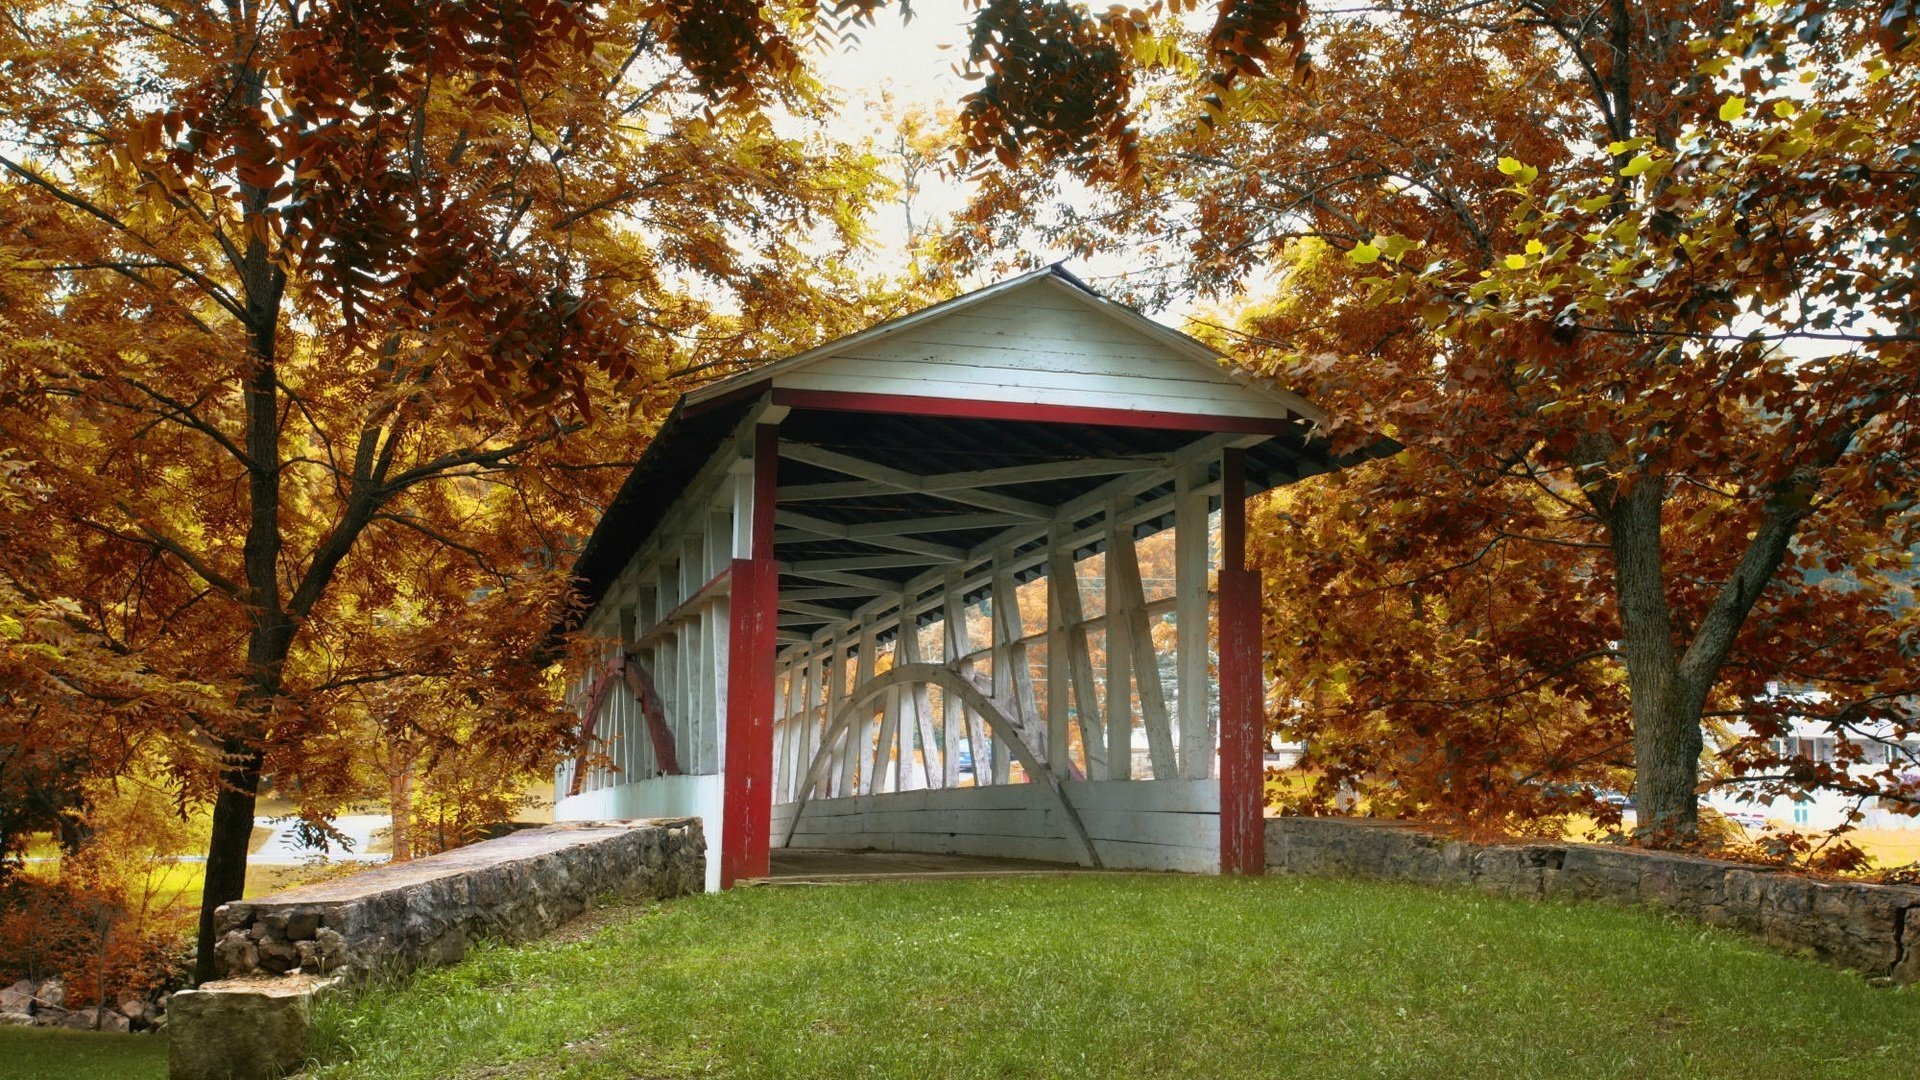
[
  {"xmin": 828, "ymin": 638, "xmax": 851, "ymax": 798},
  {"xmin": 991, "ymin": 554, "xmax": 1035, "ymax": 783},
  {"xmin": 1109, "ymin": 520, "xmax": 1176, "ymax": 779},
  {"xmin": 944, "ymin": 573, "xmax": 989, "ymax": 786},
  {"xmin": 872, "ymin": 625, "xmax": 901, "ymax": 795},
  {"xmin": 1047, "ymin": 539, "xmax": 1104, "ymax": 780},
  {"xmin": 1104, "ymin": 509, "xmax": 1133, "ymax": 781},
  {"xmin": 1175, "ymin": 462, "xmax": 1212, "ymax": 779},
  {"xmin": 854, "ymin": 623, "xmax": 878, "ymax": 794},
  {"xmin": 898, "ymin": 591, "xmax": 939, "ymax": 789},
  {"xmin": 1045, "ymin": 524, "xmax": 1072, "ymax": 778}
]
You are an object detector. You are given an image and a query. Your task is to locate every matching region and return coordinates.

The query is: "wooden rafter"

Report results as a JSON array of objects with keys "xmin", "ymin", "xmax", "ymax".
[{"xmin": 775, "ymin": 509, "xmax": 966, "ymax": 561}]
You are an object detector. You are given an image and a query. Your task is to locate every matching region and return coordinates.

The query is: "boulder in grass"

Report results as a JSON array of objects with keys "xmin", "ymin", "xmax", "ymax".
[
  {"xmin": 0, "ymin": 978, "xmax": 32, "ymax": 1013},
  {"xmin": 37, "ymin": 976, "xmax": 65, "ymax": 1010},
  {"xmin": 0, "ymin": 1011, "xmax": 33, "ymax": 1026}
]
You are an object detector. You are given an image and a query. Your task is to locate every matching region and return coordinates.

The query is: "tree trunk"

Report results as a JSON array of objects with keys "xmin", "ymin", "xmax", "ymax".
[
  {"xmin": 1604, "ymin": 476, "xmax": 1703, "ymax": 839},
  {"xmin": 193, "ymin": 740, "xmax": 263, "ymax": 982},
  {"xmin": 389, "ymin": 764, "xmax": 413, "ymax": 863}
]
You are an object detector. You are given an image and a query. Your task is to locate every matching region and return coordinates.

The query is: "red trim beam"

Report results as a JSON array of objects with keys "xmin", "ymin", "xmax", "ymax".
[{"xmin": 771, "ymin": 388, "xmax": 1299, "ymax": 436}]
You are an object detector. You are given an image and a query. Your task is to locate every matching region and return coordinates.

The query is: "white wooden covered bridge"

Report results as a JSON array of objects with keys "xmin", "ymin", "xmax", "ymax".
[{"xmin": 553, "ymin": 267, "xmax": 1353, "ymax": 890}]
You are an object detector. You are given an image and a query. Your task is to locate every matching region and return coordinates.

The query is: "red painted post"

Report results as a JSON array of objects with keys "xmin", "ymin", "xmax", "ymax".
[
  {"xmin": 1218, "ymin": 448, "xmax": 1266, "ymax": 875},
  {"xmin": 721, "ymin": 424, "xmax": 779, "ymax": 887}
]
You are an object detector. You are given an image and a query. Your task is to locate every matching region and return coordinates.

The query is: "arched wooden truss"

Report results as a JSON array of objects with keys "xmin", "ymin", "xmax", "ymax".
[
  {"xmin": 782, "ymin": 663, "xmax": 1102, "ymax": 866},
  {"xmin": 552, "ymin": 267, "xmax": 1362, "ymax": 888}
]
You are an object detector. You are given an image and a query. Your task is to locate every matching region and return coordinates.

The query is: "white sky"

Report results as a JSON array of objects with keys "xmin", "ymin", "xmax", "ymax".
[{"xmin": 805, "ymin": 2, "xmax": 1210, "ymax": 323}]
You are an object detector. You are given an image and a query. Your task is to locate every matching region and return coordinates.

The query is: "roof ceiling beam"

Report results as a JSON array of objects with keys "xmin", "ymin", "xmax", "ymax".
[
  {"xmin": 841, "ymin": 511, "xmax": 1028, "ymax": 536},
  {"xmin": 777, "ymin": 444, "xmax": 1050, "ymax": 519},
  {"xmin": 774, "ymin": 510, "xmax": 966, "ymax": 561},
  {"xmin": 784, "ymin": 552, "xmax": 943, "ymax": 574},
  {"xmin": 783, "ymin": 441, "xmax": 1171, "ymax": 493},
  {"xmin": 778, "ymin": 586, "xmax": 884, "ymax": 603},
  {"xmin": 787, "ymin": 569, "xmax": 916, "ymax": 597},
  {"xmin": 776, "ymin": 431, "xmax": 1270, "ymax": 663},
  {"xmin": 780, "ymin": 599, "xmax": 855, "ymax": 620}
]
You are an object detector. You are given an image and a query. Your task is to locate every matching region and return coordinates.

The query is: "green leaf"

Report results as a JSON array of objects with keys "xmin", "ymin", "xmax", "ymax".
[
  {"xmin": 1719, "ymin": 95, "xmax": 1747, "ymax": 122},
  {"xmin": 1497, "ymin": 157, "xmax": 1524, "ymax": 175},
  {"xmin": 1347, "ymin": 242, "xmax": 1381, "ymax": 265},
  {"xmin": 1577, "ymin": 195, "xmax": 1612, "ymax": 211},
  {"xmin": 1374, "ymin": 234, "xmax": 1419, "ymax": 260},
  {"xmin": 1619, "ymin": 153, "xmax": 1655, "ymax": 177}
]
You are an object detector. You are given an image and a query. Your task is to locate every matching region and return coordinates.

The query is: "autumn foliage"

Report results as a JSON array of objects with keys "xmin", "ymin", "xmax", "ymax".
[
  {"xmin": 953, "ymin": 1, "xmax": 1919, "ymax": 844},
  {"xmin": 0, "ymin": 0, "xmax": 894, "ymax": 981}
]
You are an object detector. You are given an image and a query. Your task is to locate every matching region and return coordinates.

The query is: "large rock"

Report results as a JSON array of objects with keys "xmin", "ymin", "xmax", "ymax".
[
  {"xmin": 37, "ymin": 976, "xmax": 65, "ymax": 1010},
  {"xmin": 168, "ymin": 974, "xmax": 339, "ymax": 1080},
  {"xmin": 61, "ymin": 1006, "xmax": 131, "ymax": 1033},
  {"xmin": 0, "ymin": 978, "xmax": 31, "ymax": 1013}
]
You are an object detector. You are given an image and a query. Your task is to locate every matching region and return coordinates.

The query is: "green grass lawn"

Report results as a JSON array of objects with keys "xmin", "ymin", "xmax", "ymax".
[
  {"xmin": 0, "ymin": 1025, "xmax": 166, "ymax": 1079},
  {"xmin": 303, "ymin": 875, "xmax": 1920, "ymax": 1080}
]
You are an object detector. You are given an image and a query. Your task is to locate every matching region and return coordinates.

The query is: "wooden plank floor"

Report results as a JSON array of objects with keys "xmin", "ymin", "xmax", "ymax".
[{"xmin": 754, "ymin": 848, "xmax": 1099, "ymax": 885}]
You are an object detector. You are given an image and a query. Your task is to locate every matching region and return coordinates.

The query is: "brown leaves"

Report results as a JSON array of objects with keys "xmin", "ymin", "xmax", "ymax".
[{"xmin": 957, "ymin": 0, "xmax": 1139, "ymax": 178}]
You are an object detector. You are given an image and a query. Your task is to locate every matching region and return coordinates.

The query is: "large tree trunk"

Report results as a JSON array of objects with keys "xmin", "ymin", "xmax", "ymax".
[
  {"xmin": 193, "ymin": 741, "xmax": 263, "ymax": 982},
  {"xmin": 1604, "ymin": 477, "xmax": 1704, "ymax": 838},
  {"xmin": 193, "ymin": 163, "xmax": 287, "ymax": 978}
]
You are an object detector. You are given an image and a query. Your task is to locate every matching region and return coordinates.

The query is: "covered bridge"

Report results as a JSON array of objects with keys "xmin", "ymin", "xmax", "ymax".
[{"xmin": 554, "ymin": 266, "xmax": 1353, "ymax": 890}]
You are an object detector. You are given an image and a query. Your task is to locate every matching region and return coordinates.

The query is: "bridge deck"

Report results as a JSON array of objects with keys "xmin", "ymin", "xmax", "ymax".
[{"xmin": 755, "ymin": 847, "xmax": 1109, "ymax": 884}]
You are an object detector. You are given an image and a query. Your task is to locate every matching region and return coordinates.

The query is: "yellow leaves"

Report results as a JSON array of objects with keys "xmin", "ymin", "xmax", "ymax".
[
  {"xmin": 1618, "ymin": 153, "xmax": 1655, "ymax": 177},
  {"xmin": 1719, "ymin": 95, "xmax": 1748, "ymax": 122},
  {"xmin": 1375, "ymin": 234, "xmax": 1419, "ymax": 261},
  {"xmin": 1772, "ymin": 100, "xmax": 1797, "ymax": 119},
  {"xmin": 1497, "ymin": 156, "xmax": 1539, "ymax": 185},
  {"xmin": 1347, "ymin": 234, "xmax": 1417, "ymax": 266},
  {"xmin": 1503, "ymin": 253, "xmax": 1527, "ymax": 270}
]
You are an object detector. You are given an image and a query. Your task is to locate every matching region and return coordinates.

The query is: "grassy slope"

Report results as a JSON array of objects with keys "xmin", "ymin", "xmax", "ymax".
[{"xmin": 308, "ymin": 875, "xmax": 1920, "ymax": 1080}]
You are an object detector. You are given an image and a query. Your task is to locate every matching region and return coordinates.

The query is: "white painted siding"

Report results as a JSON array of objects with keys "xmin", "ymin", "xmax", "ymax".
[
  {"xmin": 773, "ymin": 292, "xmax": 1295, "ymax": 422},
  {"xmin": 555, "ymin": 773, "xmax": 725, "ymax": 892},
  {"xmin": 773, "ymin": 778, "xmax": 1220, "ymax": 873}
]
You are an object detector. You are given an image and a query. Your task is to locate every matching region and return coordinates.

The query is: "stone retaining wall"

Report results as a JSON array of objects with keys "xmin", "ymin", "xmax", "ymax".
[
  {"xmin": 1266, "ymin": 815, "xmax": 1920, "ymax": 984},
  {"xmin": 171, "ymin": 818, "xmax": 703, "ymax": 1080},
  {"xmin": 210, "ymin": 817, "xmax": 703, "ymax": 982}
]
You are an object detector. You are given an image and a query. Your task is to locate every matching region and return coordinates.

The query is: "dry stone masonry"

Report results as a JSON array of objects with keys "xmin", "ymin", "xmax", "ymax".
[
  {"xmin": 1266, "ymin": 815, "xmax": 1920, "ymax": 984},
  {"xmin": 170, "ymin": 818, "xmax": 704, "ymax": 1080}
]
